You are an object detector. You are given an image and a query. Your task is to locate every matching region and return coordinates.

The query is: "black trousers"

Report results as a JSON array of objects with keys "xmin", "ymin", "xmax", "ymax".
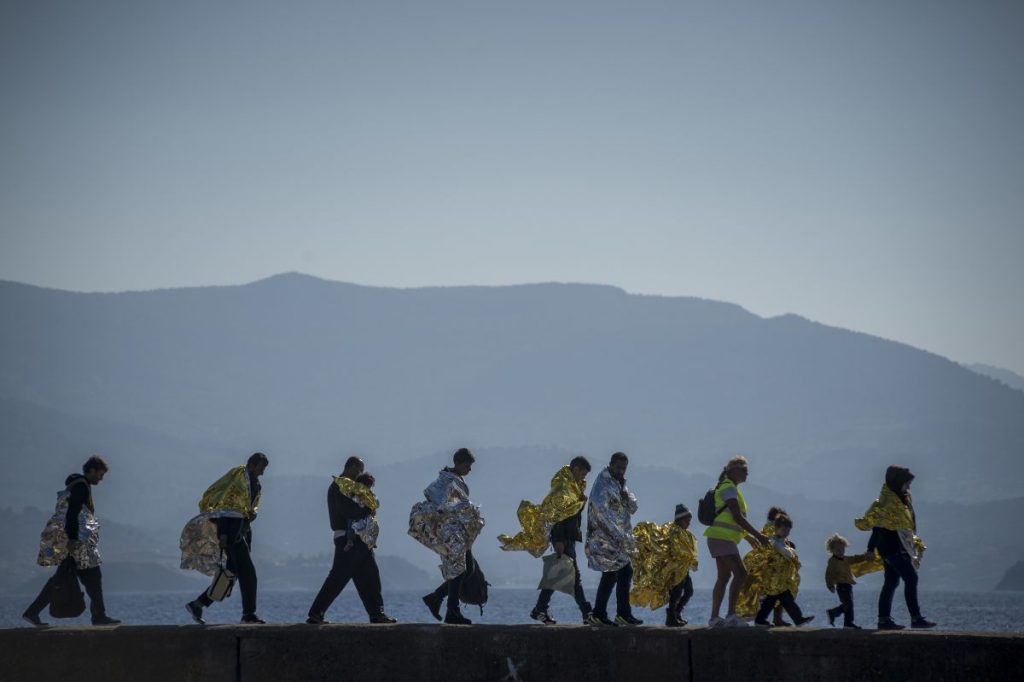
[
  {"xmin": 196, "ymin": 533, "xmax": 258, "ymax": 616},
  {"xmin": 309, "ymin": 536, "xmax": 384, "ymax": 619},
  {"xmin": 26, "ymin": 565, "xmax": 107, "ymax": 621},
  {"xmin": 668, "ymin": 574, "xmax": 694, "ymax": 615},
  {"xmin": 432, "ymin": 549, "xmax": 473, "ymax": 613},
  {"xmin": 878, "ymin": 552, "xmax": 920, "ymax": 620},
  {"xmin": 594, "ymin": 562, "xmax": 634, "ymax": 619},
  {"xmin": 534, "ymin": 542, "xmax": 592, "ymax": 617},
  {"xmin": 756, "ymin": 590, "xmax": 805, "ymax": 623},
  {"xmin": 827, "ymin": 584, "xmax": 856, "ymax": 625}
]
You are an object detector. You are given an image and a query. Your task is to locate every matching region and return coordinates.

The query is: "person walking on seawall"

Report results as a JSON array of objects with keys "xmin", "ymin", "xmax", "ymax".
[
  {"xmin": 183, "ymin": 452, "xmax": 268, "ymax": 625},
  {"xmin": 307, "ymin": 457, "xmax": 397, "ymax": 624},
  {"xmin": 585, "ymin": 452, "xmax": 642, "ymax": 626},
  {"xmin": 856, "ymin": 465, "xmax": 936, "ymax": 630},
  {"xmin": 23, "ymin": 456, "xmax": 120, "ymax": 627},
  {"xmin": 704, "ymin": 455, "xmax": 767, "ymax": 628},
  {"xmin": 409, "ymin": 448, "xmax": 484, "ymax": 625},
  {"xmin": 497, "ymin": 455, "xmax": 596, "ymax": 624}
]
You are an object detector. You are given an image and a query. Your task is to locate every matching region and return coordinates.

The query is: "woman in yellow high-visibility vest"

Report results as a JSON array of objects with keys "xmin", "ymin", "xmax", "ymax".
[{"xmin": 704, "ymin": 455, "xmax": 767, "ymax": 627}]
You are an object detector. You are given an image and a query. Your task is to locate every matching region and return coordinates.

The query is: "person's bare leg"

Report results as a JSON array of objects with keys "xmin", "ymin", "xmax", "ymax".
[
  {"xmin": 726, "ymin": 555, "xmax": 747, "ymax": 616},
  {"xmin": 711, "ymin": 555, "xmax": 731, "ymax": 619}
]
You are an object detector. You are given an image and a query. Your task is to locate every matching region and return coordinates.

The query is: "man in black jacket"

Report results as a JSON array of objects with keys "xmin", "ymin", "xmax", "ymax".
[
  {"xmin": 531, "ymin": 456, "xmax": 596, "ymax": 625},
  {"xmin": 23, "ymin": 456, "xmax": 120, "ymax": 626},
  {"xmin": 307, "ymin": 456, "xmax": 396, "ymax": 624}
]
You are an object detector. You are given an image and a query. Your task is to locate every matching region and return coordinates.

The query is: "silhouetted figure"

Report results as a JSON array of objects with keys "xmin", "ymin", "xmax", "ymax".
[{"xmin": 24, "ymin": 456, "xmax": 120, "ymax": 626}]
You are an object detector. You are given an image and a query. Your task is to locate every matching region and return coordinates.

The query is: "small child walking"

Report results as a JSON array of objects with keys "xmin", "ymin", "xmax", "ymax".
[
  {"xmin": 753, "ymin": 513, "xmax": 814, "ymax": 627},
  {"xmin": 824, "ymin": 533, "xmax": 875, "ymax": 629}
]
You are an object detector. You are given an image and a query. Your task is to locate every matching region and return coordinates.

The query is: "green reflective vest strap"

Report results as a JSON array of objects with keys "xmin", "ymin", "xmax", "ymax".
[{"xmin": 703, "ymin": 481, "xmax": 746, "ymax": 543}]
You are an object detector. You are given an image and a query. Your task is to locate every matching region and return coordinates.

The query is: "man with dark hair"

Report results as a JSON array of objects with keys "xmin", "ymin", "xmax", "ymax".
[
  {"xmin": 183, "ymin": 453, "xmax": 268, "ymax": 624},
  {"xmin": 307, "ymin": 457, "xmax": 396, "ymax": 624},
  {"xmin": 24, "ymin": 456, "xmax": 120, "ymax": 626},
  {"xmin": 410, "ymin": 447, "xmax": 484, "ymax": 624},
  {"xmin": 498, "ymin": 455, "xmax": 596, "ymax": 624},
  {"xmin": 585, "ymin": 451, "xmax": 641, "ymax": 626}
]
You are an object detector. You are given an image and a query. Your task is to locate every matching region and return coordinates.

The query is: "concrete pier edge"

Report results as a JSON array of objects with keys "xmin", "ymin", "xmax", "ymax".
[{"xmin": 1, "ymin": 624, "xmax": 1021, "ymax": 682}]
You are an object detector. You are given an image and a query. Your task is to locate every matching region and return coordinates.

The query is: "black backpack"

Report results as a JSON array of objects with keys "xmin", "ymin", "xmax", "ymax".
[
  {"xmin": 697, "ymin": 483, "xmax": 725, "ymax": 526},
  {"xmin": 459, "ymin": 556, "xmax": 490, "ymax": 615}
]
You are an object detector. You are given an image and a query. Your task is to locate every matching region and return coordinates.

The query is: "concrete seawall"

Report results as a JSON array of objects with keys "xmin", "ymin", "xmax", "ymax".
[{"xmin": 1, "ymin": 625, "xmax": 1021, "ymax": 682}]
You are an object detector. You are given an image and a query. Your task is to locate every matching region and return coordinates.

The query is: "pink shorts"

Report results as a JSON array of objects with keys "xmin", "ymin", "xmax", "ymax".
[{"xmin": 707, "ymin": 537, "xmax": 740, "ymax": 558}]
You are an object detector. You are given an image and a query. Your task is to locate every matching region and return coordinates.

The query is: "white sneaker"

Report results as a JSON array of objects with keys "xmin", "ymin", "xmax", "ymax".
[
  {"xmin": 708, "ymin": 616, "xmax": 725, "ymax": 628},
  {"xmin": 724, "ymin": 614, "xmax": 750, "ymax": 627}
]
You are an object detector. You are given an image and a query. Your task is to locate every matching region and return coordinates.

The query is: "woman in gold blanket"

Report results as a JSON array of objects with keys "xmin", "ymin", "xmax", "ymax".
[{"xmin": 856, "ymin": 465, "xmax": 935, "ymax": 630}]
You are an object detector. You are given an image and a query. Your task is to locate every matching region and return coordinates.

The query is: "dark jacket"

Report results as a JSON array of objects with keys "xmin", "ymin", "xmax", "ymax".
[
  {"xmin": 64, "ymin": 474, "xmax": 91, "ymax": 541},
  {"xmin": 549, "ymin": 508, "xmax": 583, "ymax": 545},
  {"xmin": 327, "ymin": 478, "xmax": 372, "ymax": 532}
]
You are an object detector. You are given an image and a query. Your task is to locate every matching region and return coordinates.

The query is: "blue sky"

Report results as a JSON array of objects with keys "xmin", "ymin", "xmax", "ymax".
[{"xmin": 1, "ymin": 1, "xmax": 1022, "ymax": 373}]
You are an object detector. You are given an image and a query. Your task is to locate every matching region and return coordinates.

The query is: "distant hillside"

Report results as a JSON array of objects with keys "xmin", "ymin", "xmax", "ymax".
[
  {"xmin": 996, "ymin": 561, "xmax": 1024, "ymax": 591},
  {"xmin": 969, "ymin": 364, "xmax": 1024, "ymax": 393},
  {"xmin": 2, "ymin": 273, "xmax": 1023, "ymax": 504}
]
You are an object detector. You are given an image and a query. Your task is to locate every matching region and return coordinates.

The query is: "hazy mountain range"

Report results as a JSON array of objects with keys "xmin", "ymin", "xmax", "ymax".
[{"xmin": 2, "ymin": 273, "xmax": 1022, "ymax": 592}]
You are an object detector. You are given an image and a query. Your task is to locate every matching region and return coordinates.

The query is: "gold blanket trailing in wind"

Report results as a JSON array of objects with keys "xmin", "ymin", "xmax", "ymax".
[
  {"xmin": 198, "ymin": 465, "xmax": 260, "ymax": 517},
  {"xmin": 498, "ymin": 466, "xmax": 587, "ymax": 558},
  {"xmin": 736, "ymin": 524, "xmax": 801, "ymax": 618},
  {"xmin": 629, "ymin": 522, "xmax": 698, "ymax": 610},
  {"xmin": 335, "ymin": 476, "xmax": 380, "ymax": 512},
  {"xmin": 853, "ymin": 485, "xmax": 927, "ymax": 574}
]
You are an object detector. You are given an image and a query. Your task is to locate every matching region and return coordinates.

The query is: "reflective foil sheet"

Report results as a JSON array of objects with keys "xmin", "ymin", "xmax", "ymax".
[
  {"xmin": 199, "ymin": 465, "xmax": 259, "ymax": 517},
  {"xmin": 585, "ymin": 468, "xmax": 638, "ymax": 572},
  {"xmin": 498, "ymin": 466, "xmax": 587, "ymax": 558},
  {"xmin": 736, "ymin": 538, "xmax": 802, "ymax": 618},
  {"xmin": 37, "ymin": 489, "xmax": 101, "ymax": 569},
  {"xmin": 408, "ymin": 469, "xmax": 485, "ymax": 580},
  {"xmin": 629, "ymin": 522, "xmax": 698, "ymax": 610},
  {"xmin": 179, "ymin": 512, "xmax": 227, "ymax": 576},
  {"xmin": 352, "ymin": 515, "xmax": 380, "ymax": 549},
  {"xmin": 853, "ymin": 485, "xmax": 926, "ymax": 570},
  {"xmin": 335, "ymin": 477, "xmax": 379, "ymax": 512}
]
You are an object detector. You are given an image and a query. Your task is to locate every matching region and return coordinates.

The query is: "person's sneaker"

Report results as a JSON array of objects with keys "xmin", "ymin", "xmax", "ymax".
[
  {"xmin": 186, "ymin": 601, "xmax": 206, "ymax": 625},
  {"xmin": 370, "ymin": 613, "xmax": 398, "ymax": 624},
  {"xmin": 22, "ymin": 611, "xmax": 46, "ymax": 628},
  {"xmin": 795, "ymin": 615, "xmax": 815, "ymax": 626},
  {"xmin": 753, "ymin": 620, "xmax": 773, "ymax": 628},
  {"xmin": 586, "ymin": 613, "xmax": 617, "ymax": 626},
  {"xmin": 724, "ymin": 614, "xmax": 749, "ymax": 627},
  {"xmin": 773, "ymin": 619, "xmax": 792, "ymax": 627},
  {"xmin": 665, "ymin": 611, "xmax": 684, "ymax": 627},
  {"xmin": 305, "ymin": 614, "xmax": 329, "ymax": 625},
  {"xmin": 844, "ymin": 623, "xmax": 863, "ymax": 629},
  {"xmin": 877, "ymin": 618, "xmax": 905, "ymax": 630},
  {"xmin": 615, "ymin": 614, "xmax": 643, "ymax": 626},
  {"xmin": 911, "ymin": 617, "xmax": 937, "ymax": 629},
  {"xmin": 240, "ymin": 614, "xmax": 266, "ymax": 624},
  {"xmin": 443, "ymin": 610, "xmax": 472, "ymax": 625},
  {"xmin": 422, "ymin": 593, "xmax": 443, "ymax": 622},
  {"xmin": 91, "ymin": 616, "xmax": 121, "ymax": 626},
  {"xmin": 530, "ymin": 608, "xmax": 556, "ymax": 625},
  {"xmin": 707, "ymin": 616, "xmax": 725, "ymax": 628}
]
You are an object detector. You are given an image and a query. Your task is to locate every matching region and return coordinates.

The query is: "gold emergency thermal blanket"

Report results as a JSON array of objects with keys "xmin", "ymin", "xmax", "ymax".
[
  {"xmin": 497, "ymin": 466, "xmax": 587, "ymax": 558},
  {"xmin": 736, "ymin": 532, "xmax": 801, "ymax": 618},
  {"xmin": 408, "ymin": 470, "xmax": 485, "ymax": 580},
  {"xmin": 629, "ymin": 522, "xmax": 698, "ymax": 610},
  {"xmin": 37, "ymin": 483, "xmax": 101, "ymax": 569},
  {"xmin": 854, "ymin": 485, "xmax": 927, "ymax": 572},
  {"xmin": 337, "ymin": 477, "xmax": 380, "ymax": 549},
  {"xmin": 198, "ymin": 465, "xmax": 260, "ymax": 517},
  {"xmin": 584, "ymin": 468, "xmax": 638, "ymax": 572}
]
